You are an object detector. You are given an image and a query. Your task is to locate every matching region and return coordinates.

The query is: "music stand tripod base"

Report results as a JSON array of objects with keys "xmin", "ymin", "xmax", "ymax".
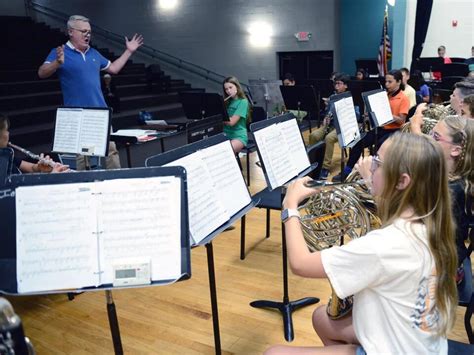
[
  {"xmin": 249, "ymin": 225, "xmax": 319, "ymax": 342},
  {"xmin": 250, "ymin": 296, "xmax": 319, "ymax": 342}
]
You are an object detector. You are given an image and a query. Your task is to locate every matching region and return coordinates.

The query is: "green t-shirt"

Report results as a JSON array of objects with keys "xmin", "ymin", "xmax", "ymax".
[{"xmin": 224, "ymin": 98, "xmax": 249, "ymax": 145}]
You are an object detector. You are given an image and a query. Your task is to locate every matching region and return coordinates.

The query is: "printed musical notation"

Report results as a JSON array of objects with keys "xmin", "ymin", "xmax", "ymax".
[
  {"xmin": 15, "ymin": 176, "xmax": 183, "ymax": 293},
  {"xmin": 333, "ymin": 97, "xmax": 360, "ymax": 147},
  {"xmin": 200, "ymin": 141, "xmax": 251, "ymax": 217},
  {"xmin": 53, "ymin": 108, "xmax": 110, "ymax": 156},
  {"xmin": 166, "ymin": 154, "xmax": 228, "ymax": 244},
  {"xmin": 97, "ymin": 177, "xmax": 182, "ymax": 283},
  {"xmin": 367, "ymin": 91, "xmax": 393, "ymax": 127},
  {"xmin": 16, "ymin": 183, "xmax": 99, "ymax": 293},
  {"xmin": 279, "ymin": 119, "xmax": 311, "ymax": 174},
  {"xmin": 253, "ymin": 120, "xmax": 309, "ymax": 189}
]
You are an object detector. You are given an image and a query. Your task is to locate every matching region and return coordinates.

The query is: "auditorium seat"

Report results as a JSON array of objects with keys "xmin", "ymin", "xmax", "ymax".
[{"xmin": 0, "ymin": 15, "xmax": 199, "ymax": 156}]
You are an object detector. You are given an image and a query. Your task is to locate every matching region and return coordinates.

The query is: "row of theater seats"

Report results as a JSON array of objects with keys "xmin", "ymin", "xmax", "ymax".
[{"xmin": 0, "ymin": 16, "xmax": 198, "ymax": 154}]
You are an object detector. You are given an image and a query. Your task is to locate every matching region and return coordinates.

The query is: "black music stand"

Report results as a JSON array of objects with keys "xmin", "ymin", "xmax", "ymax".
[
  {"xmin": 280, "ymin": 85, "xmax": 319, "ymax": 132},
  {"xmin": 362, "ymin": 88, "xmax": 394, "ymax": 147},
  {"xmin": 415, "ymin": 57, "xmax": 444, "ymax": 74},
  {"xmin": 0, "ymin": 167, "xmax": 191, "ymax": 355},
  {"xmin": 146, "ymin": 134, "xmax": 257, "ymax": 355},
  {"xmin": 329, "ymin": 92, "xmax": 364, "ymax": 182},
  {"xmin": 0, "ymin": 148, "xmax": 14, "ymax": 186},
  {"xmin": 179, "ymin": 92, "xmax": 230, "ymax": 121},
  {"xmin": 354, "ymin": 59, "xmax": 379, "ymax": 77},
  {"xmin": 348, "ymin": 80, "xmax": 383, "ymax": 116},
  {"xmin": 247, "ymin": 114, "xmax": 319, "ymax": 341},
  {"xmin": 52, "ymin": 107, "xmax": 112, "ymax": 170}
]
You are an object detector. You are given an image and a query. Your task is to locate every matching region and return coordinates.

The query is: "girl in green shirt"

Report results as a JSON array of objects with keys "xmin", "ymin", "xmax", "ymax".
[{"xmin": 223, "ymin": 76, "xmax": 249, "ymax": 154}]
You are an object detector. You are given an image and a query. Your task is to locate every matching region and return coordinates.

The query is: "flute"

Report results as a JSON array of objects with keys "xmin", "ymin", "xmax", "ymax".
[
  {"xmin": 224, "ymin": 95, "xmax": 232, "ymax": 102},
  {"xmin": 8, "ymin": 142, "xmax": 56, "ymax": 168}
]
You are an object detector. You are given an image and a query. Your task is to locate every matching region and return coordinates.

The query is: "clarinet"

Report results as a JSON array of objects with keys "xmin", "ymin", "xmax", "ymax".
[
  {"xmin": 323, "ymin": 112, "xmax": 333, "ymax": 137},
  {"xmin": 8, "ymin": 142, "xmax": 56, "ymax": 168}
]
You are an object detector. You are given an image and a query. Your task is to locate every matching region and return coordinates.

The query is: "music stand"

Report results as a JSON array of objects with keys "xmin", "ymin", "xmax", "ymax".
[
  {"xmin": 146, "ymin": 134, "xmax": 257, "ymax": 354},
  {"xmin": 248, "ymin": 113, "xmax": 319, "ymax": 341},
  {"xmin": 348, "ymin": 80, "xmax": 383, "ymax": 116},
  {"xmin": 415, "ymin": 57, "xmax": 444, "ymax": 74},
  {"xmin": 52, "ymin": 107, "xmax": 112, "ymax": 170},
  {"xmin": 248, "ymin": 79, "xmax": 285, "ymax": 117},
  {"xmin": 329, "ymin": 92, "xmax": 363, "ymax": 182},
  {"xmin": 0, "ymin": 148, "xmax": 14, "ymax": 186},
  {"xmin": 355, "ymin": 59, "xmax": 379, "ymax": 77},
  {"xmin": 362, "ymin": 88, "xmax": 394, "ymax": 156},
  {"xmin": 179, "ymin": 92, "xmax": 230, "ymax": 121},
  {"xmin": 280, "ymin": 85, "xmax": 319, "ymax": 131},
  {"xmin": 0, "ymin": 167, "xmax": 190, "ymax": 355}
]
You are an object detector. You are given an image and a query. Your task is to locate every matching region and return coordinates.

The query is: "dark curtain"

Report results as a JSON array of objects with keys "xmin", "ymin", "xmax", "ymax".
[{"xmin": 410, "ymin": 0, "xmax": 433, "ymax": 72}]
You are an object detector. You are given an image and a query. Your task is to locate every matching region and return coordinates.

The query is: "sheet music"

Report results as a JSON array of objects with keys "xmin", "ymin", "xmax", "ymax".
[
  {"xmin": 165, "ymin": 154, "xmax": 228, "ymax": 244},
  {"xmin": 367, "ymin": 91, "xmax": 393, "ymax": 126},
  {"xmin": 52, "ymin": 108, "xmax": 81, "ymax": 153},
  {"xmin": 53, "ymin": 108, "xmax": 110, "ymax": 156},
  {"xmin": 253, "ymin": 123, "xmax": 297, "ymax": 189},
  {"xmin": 16, "ymin": 183, "xmax": 99, "ymax": 293},
  {"xmin": 200, "ymin": 141, "xmax": 251, "ymax": 217},
  {"xmin": 333, "ymin": 97, "xmax": 360, "ymax": 147},
  {"xmin": 112, "ymin": 129, "xmax": 157, "ymax": 137},
  {"xmin": 97, "ymin": 177, "xmax": 182, "ymax": 283},
  {"xmin": 78, "ymin": 109, "xmax": 110, "ymax": 156},
  {"xmin": 278, "ymin": 119, "xmax": 310, "ymax": 174}
]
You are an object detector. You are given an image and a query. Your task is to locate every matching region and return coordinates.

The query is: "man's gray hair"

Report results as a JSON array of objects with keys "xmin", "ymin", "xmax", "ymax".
[{"xmin": 67, "ymin": 15, "xmax": 90, "ymax": 29}]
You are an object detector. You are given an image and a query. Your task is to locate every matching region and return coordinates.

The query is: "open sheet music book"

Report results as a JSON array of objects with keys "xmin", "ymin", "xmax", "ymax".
[
  {"xmin": 112, "ymin": 129, "xmax": 158, "ymax": 142},
  {"xmin": 331, "ymin": 95, "xmax": 361, "ymax": 148},
  {"xmin": 165, "ymin": 140, "xmax": 251, "ymax": 244},
  {"xmin": 364, "ymin": 90, "xmax": 393, "ymax": 127},
  {"xmin": 253, "ymin": 118, "xmax": 310, "ymax": 189},
  {"xmin": 15, "ymin": 176, "xmax": 182, "ymax": 294},
  {"xmin": 52, "ymin": 107, "xmax": 111, "ymax": 156}
]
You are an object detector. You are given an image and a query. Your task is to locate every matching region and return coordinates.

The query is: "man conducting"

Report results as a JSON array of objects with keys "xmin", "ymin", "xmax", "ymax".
[{"xmin": 38, "ymin": 15, "xmax": 144, "ymax": 170}]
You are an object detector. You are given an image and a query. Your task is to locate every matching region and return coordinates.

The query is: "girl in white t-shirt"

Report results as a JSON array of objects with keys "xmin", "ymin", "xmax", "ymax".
[{"xmin": 265, "ymin": 133, "xmax": 458, "ymax": 355}]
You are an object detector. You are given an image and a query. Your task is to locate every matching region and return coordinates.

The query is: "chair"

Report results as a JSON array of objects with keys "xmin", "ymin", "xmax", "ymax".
[
  {"xmin": 240, "ymin": 106, "xmax": 266, "ymax": 186},
  {"xmin": 458, "ymin": 218, "xmax": 474, "ymax": 344},
  {"xmin": 448, "ymin": 339, "xmax": 474, "ymax": 354},
  {"xmin": 306, "ymin": 141, "xmax": 326, "ymax": 180}
]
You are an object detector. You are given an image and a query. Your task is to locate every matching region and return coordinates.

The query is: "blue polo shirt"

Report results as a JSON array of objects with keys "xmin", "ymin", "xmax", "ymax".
[{"xmin": 45, "ymin": 42, "xmax": 110, "ymax": 107}]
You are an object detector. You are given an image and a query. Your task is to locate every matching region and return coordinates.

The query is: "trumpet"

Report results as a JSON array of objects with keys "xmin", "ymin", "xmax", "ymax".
[{"xmin": 8, "ymin": 142, "xmax": 56, "ymax": 169}]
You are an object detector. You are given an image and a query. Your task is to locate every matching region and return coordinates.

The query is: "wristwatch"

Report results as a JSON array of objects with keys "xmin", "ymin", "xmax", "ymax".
[{"xmin": 281, "ymin": 208, "xmax": 300, "ymax": 223}]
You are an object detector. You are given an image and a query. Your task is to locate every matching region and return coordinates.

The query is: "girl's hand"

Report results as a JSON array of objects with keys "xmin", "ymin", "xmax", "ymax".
[
  {"xmin": 354, "ymin": 156, "xmax": 373, "ymax": 189},
  {"xmin": 283, "ymin": 176, "xmax": 319, "ymax": 209}
]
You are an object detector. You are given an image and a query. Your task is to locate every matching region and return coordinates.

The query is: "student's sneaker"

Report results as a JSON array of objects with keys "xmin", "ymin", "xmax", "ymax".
[{"xmin": 319, "ymin": 168, "xmax": 330, "ymax": 180}]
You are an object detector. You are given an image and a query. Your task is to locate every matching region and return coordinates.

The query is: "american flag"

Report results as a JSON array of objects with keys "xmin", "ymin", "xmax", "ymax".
[{"xmin": 377, "ymin": 6, "xmax": 392, "ymax": 76}]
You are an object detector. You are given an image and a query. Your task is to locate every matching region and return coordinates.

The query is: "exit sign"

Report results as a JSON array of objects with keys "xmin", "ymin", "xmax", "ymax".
[{"xmin": 295, "ymin": 32, "xmax": 312, "ymax": 42}]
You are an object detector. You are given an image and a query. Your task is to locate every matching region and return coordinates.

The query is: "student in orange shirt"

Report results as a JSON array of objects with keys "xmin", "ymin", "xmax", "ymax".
[{"xmin": 333, "ymin": 70, "xmax": 410, "ymax": 181}]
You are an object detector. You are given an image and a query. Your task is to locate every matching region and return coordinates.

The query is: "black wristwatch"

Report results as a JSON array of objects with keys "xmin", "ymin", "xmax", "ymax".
[{"xmin": 281, "ymin": 208, "xmax": 300, "ymax": 223}]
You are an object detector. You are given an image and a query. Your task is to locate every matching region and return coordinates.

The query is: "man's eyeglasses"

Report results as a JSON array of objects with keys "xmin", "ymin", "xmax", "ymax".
[
  {"xmin": 70, "ymin": 28, "xmax": 91, "ymax": 36},
  {"xmin": 333, "ymin": 81, "xmax": 345, "ymax": 86},
  {"xmin": 370, "ymin": 155, "xmax": 383, "ymax": 173}
]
